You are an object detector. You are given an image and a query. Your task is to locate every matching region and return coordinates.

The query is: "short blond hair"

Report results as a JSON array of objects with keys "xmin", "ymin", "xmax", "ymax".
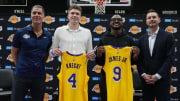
[{"xmin": 68, "ymin": 5, "xmax": 82, "ymax": 14}]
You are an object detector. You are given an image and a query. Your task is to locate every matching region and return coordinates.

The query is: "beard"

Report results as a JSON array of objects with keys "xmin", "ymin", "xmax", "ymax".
[
  {"xmin": 111, "ymin": 25, "xmax": 121, "ymax": 30},
  {"xmin": 147, "ymin": 22, "xmax": 158, "ymax": 28},
  {"xmin": 148, "ymin": 24, "xmax": 157, "ymax": 28}
]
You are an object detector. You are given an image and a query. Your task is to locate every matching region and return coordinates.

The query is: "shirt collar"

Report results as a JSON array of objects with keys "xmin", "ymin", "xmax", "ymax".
[
  {"xmin": 66, "ymin": 24, "xmax": 81, "ymax": 32},
  {"xmin": 26, "ymin": 24, "xmax": 46, "ymax": 36},
  {"xmin": 148, "ymin": 27, "xmax": 159, "ymax": 36},
  {"xmin": 26, "ymin": 24, "xmax": 46, "ymax": 31},
  {"xmin": 26, "ymin": 24, "xmax": 33, "ymax": 31}
]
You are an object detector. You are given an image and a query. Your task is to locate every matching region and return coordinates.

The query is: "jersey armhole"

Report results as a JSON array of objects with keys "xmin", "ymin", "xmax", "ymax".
[{"xmin": 103, "ymin": 46, "xmax": 107, "ymax": 69}]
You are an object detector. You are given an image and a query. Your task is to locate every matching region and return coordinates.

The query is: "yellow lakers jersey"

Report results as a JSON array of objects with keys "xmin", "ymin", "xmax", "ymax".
[
  {"xmin": 103, "ymin": 45, "xmax": 133, "ymax": 101},
  {"xmin": 57, "ymin": 52, "xmax": 89, "ymax": 101}
]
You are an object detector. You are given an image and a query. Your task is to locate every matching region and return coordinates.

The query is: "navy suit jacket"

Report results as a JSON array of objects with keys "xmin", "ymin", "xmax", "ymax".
[{"xmin": 138, "ymin": 28, "xmax": 174, "ymax": 83}]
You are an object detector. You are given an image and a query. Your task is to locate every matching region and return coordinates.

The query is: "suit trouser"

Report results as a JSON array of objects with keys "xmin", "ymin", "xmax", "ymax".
[
  {"xmin": 11, "ymin": 75, "xmax": 45, "ymax": 101},
  {"xmin": 142, "ymin": 81, "xmax": 170, "ymax": 101}
]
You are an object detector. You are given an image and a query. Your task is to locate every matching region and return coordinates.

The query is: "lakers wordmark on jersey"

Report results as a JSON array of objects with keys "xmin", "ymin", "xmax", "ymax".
[
  {"xmin": 103, "ymin": 45, "xmax": 133, "ymax": 101},
  {"xmin": 57, "ymin": 51, "xmax": 89, "ymax": 101}
]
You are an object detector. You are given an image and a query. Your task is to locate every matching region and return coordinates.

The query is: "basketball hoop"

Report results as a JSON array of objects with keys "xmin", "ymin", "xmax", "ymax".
[{"xmin": 94, "ymin": 0, "xmax": 106, "ymax": 15}]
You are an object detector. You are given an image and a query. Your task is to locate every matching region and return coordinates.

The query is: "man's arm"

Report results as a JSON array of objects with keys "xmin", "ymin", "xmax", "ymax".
[
  {"xmin": 86, "ymin": 29, "xmax": 93, "ymax": 54},
  {"xmin": 95, "ymin": 39, "xmax": 106, "ymax": 66},
  {"xmin": 157, "ymin": 33, "xmax": 174, "ymax": 78},
  {"xmin": 130, "ymin": 37, "xmax": 140, "ymax": 64},
  {"xmin": 131, "ymin": 46, "xmax": 140, "ymax": 61},
  {"xmin": 86, "ymin": 30, "xmax": 96, "ymax": 59},
  {"xmin": 11, "ymin": 46, "xmax": 19, "ymax": 65},
  {"xmin": 49, "ymin": 28, "xmax": 62, "ymax": 57},
  {"xmin": 45, "ymin": 36, "xmax": 52, "ymax": 62}
]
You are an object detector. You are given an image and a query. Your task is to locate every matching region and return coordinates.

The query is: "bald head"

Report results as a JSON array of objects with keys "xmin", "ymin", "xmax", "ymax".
[{"xmin": 111, "ymin": 14, "xmax": 122, "ymax": 19}]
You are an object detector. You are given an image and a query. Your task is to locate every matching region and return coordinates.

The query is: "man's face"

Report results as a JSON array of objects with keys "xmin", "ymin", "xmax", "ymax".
[
  {"xmin": 67, "ymin": 9, "xmax": 81, "ymax": 24},
  {"xmin": 110, "ymin": 15, "xmax": 123, "ymax": 30},
  {"xmin": 31, "ymin": 7, "xmax": 44, "ymax": 25},
  {"xmin": 146, "ymin": 12, "xmax": 160, "ymax": 28}
]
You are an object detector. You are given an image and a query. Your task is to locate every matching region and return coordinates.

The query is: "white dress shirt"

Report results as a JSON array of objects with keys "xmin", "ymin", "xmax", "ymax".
[
  {"xmin": 141, "ymin": 27, "xmax": 162, "ymax": 80},
  {"xmin": 50, "ymin": 24, "xmax": 93, "ymax": 58},
  {"xmin": 148, "ymin": 27, "xmax": 159, "ymax": 56}
]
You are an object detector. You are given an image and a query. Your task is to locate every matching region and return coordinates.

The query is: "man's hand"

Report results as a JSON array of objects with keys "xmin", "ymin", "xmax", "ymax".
[
  {"xmin": 142, "ymin": 74, "xmax": 152, "ymax": 84},
  {"xmin": 131, "ymin": 46, "xmax": 140, "ymax": 61},
  {"xmin": 96, "ymin": 46, "xmax": 105, "ymax": 57},
  {"xmin": 148, "ymin": 75, "xmax": 158, "ymax": 84},
  {"xmin": 87, "ymin": 51, "xmax": 96, "ymax": 59},
  {"xmin": 142, "ymin": 74, "xmax": 159, "ymax": 84},
  {"xmin": 52, "ymin": 48, "xmax": 62, "ymax": 56}
]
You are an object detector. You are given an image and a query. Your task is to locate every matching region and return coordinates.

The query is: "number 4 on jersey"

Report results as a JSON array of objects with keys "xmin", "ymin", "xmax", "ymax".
[{"xmin": 68, "ymin": 73, "xmax": 77, "ymax": 89}]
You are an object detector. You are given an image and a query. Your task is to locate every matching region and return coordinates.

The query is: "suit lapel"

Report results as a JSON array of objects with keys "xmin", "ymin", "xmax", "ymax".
[
  {"xmin": 152, "ymin": 29, "xmax": 162, "ymax": 57},
  {"xmin": 144, "ymin": 34, "xmax": 151, "ymax": 57}
]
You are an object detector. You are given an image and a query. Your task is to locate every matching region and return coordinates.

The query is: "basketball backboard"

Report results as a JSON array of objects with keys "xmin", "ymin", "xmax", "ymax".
[{"xmin": 69, "ymin": 0, "xmax": 132, "ymax": 7}]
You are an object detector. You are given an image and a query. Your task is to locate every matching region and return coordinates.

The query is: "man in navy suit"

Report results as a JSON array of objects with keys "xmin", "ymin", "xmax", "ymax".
[{"xmin": 137, "ymin": 9, "xmax": 174, "ymax": 101}]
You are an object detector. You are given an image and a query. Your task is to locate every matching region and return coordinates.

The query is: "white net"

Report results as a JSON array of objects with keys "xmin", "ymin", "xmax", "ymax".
[{"xmin": 94, "ymin": 0, "xmax": 106, "ymax": 15}]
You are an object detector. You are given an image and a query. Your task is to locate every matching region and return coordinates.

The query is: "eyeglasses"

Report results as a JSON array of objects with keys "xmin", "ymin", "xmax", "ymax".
[{"xmin": 110, "ymin": 18, "xmax": 123, "ymax": 21}]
